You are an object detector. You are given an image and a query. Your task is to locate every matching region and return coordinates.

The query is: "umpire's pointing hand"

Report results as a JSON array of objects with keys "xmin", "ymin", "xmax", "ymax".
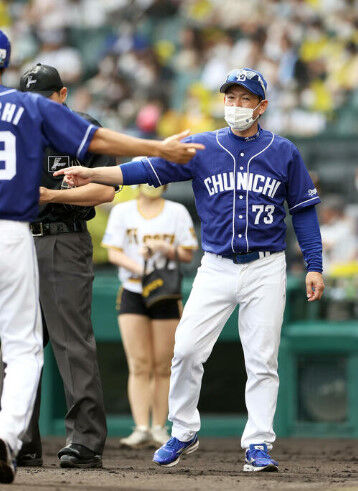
[
  {"xmin": 54, "ymin": 166, "xmax": 93, "ymax": 187},
  {"xmin": 306, "ymin": 272, "xmax": 325, "ymax": 302}
]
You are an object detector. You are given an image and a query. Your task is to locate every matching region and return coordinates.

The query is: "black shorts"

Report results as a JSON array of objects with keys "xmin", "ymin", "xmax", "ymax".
[{"xmin": 116, "ymin": 287, "xmax": 181, "ymax": 320}]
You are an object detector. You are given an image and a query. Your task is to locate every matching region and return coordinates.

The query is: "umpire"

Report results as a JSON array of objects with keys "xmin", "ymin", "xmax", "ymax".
[{"xmin": 17, "ymin": 64, "xmax": 113, "ymax": 468}]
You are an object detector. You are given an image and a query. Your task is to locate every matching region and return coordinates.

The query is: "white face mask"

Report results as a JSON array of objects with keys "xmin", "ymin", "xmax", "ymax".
[{"xmin": 224, "ymin": 102, "xmax": 261, "ymax": 131}]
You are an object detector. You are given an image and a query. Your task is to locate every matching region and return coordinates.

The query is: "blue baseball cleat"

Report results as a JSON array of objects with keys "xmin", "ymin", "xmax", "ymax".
[
  {"xmin": 243, "ymin": 443, "xmax": 278, "ymax": 472},
  {"xmin": 153, "ymin": 434, "xmax": 199, "ymax": 467}
]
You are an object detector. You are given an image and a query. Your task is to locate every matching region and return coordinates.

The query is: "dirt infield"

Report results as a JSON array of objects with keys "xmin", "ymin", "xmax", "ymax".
[{"xmin": 10, "ymin": 437, "xmax": 358, "ymax": 490}]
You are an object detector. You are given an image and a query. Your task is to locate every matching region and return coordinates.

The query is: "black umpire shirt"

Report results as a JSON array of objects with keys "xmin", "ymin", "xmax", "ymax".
[{"xmin": 32, "ymin": 111, "xmax": 114, "ymax": 224}]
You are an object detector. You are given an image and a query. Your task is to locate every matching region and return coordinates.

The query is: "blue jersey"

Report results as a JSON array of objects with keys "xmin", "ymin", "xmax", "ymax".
[
  {"xmin": 136, "ymin": 126, "xmax": 320, "ymax": 255},
  {"xmin": 0, "ymin": 85, "xmax": 98, "ymax": 221}
]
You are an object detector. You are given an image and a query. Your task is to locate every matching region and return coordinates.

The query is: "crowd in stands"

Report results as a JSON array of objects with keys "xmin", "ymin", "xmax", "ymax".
[
  {"xmin": 1, "ymin": 0, "xmax": 357, "ymax": 315},
  {"xmin": 2, "ymin": 0, "xmax": 358, "ymax": 137}
]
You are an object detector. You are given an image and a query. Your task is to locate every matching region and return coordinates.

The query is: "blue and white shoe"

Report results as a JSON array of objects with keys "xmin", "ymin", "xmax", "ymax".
[
  {"xmin": 153, "ymin": 434, "xmax": 199, "ymax": 467},
  {"xmin": 243, "ymin": 443, "xmax": 278, "ymax": 472}
]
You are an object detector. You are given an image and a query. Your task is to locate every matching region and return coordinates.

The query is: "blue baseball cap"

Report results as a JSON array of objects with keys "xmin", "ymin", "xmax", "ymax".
[
  {"xmin": 0, "ymin": 30, "xmax": 11, "ymax": 69},
  {"xmin": 220, "ymin": 68, "xmax": 267, "ymax": 99}
]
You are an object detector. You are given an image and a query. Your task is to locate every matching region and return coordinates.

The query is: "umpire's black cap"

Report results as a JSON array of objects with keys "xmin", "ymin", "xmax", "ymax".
[{"xmin": 20, "ymin": 63, "xmax": 63, "ymax": 97}]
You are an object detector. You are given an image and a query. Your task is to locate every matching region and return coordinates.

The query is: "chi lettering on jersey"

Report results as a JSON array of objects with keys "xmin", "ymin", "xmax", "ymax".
[{"xmin": 0, "ymin": 102, "xmax": 24, "ymax": 126}]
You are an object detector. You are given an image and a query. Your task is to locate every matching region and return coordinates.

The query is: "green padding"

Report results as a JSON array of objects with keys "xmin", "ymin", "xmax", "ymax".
[
  {"xmin": 277, "ymin": 328, "xmax": 358, "ymax": 438},
  {"xmin": 285, "ymin": 321, "xmax": 358, "ymax": 352},
  {"xmin": 91, "ymin": 271, "xmax": 304, "ymax": 341}
]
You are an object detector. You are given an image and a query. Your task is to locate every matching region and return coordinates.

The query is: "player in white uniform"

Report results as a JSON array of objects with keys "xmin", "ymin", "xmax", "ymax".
[
  {"xmin": 0, "ymin": 28, "xmax": 203, "ymax": 483},
  {"xmin": 102, "ymin": 184, "xmax": 198, "ymax": 447}
]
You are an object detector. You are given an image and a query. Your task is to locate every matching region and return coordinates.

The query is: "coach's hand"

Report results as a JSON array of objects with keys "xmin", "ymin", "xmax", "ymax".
[
  {"xmin": 159, "ymin": 130, "xmax": 205, "ymax": 163},
  {"xmin": 306, "ymin": 272, "xmax": 325, "ymax": 302}
]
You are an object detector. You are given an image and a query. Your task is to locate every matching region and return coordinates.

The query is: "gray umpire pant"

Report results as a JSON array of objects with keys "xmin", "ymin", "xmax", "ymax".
[{"xmin": 21, "ymin": 230, "xmax": 107, "ymax": 455}]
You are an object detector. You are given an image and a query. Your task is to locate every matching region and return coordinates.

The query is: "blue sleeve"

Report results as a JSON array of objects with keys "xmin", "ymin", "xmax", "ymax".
[
  {"xmin": 287, "ymin": 145, "xmax": 320, "ymax": 214},
  {"xmin": 120, "ymin": 160, "xmax": 151, "ymax": 185},
  {"xmin": 141, "ymin": 156, "xmax": 192, "ymax": 187},
  {"xmin": 140, "ymin": 136, "xmax": 196, "ymax": 188},
  {"xmin": 292, "ymin": 205, "xmax": 323, "ymax": 273},
  {"xmin": 37, "ymin": 96, "xmax": 98, "ymax": 161}
]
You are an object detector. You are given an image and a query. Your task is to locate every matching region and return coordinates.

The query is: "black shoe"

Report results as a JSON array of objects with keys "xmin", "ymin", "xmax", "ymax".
[
  {"xmin": 58, "ymin": 444, "xmax": 102, "ymax": 469},
  {"xmin": 0, "ymin": 439, "xmax": 16, "ymax": 484},
  {"xmin": 17, "ymin": 452, "xmax": 43, "ymax": 467}
]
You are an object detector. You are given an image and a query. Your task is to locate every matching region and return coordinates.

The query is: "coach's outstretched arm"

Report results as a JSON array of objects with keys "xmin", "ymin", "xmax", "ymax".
[{"xmin": 54, "ymin": 129, "xmax": 201, "ymax": 186}]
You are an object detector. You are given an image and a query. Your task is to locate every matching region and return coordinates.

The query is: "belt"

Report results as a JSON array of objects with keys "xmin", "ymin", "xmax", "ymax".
[
  {"xmin": 220, "ymin": 251, "xmax": 275, "ymax": 264},
  {"xmin": 30, "ymin": 220, "xmax": 87, "ymax": 237}
]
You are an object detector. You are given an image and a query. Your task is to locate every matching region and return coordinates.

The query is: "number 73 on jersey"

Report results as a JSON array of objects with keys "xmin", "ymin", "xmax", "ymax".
[{"xmin": 252, "ymin": 204, "xmax": 275, "ymax": 224}]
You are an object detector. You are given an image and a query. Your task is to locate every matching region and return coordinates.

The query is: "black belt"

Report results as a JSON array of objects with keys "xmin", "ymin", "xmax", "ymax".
[
  {"xmin": 30, "ymin": 220, "xmax": 87, "ymax": 237},
  {"xmin": 220, "ymin": 251, "xmax": 276, "ymax": 264}
]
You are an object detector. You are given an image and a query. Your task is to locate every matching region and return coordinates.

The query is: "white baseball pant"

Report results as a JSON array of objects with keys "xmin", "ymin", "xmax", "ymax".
[
  {"xmin": 0, "ymin": 220, "xmax": 43, "ymax": 454},
  {"xmin": 168, "ymin": 251, "xmax": 286, "ymax": 449}
]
